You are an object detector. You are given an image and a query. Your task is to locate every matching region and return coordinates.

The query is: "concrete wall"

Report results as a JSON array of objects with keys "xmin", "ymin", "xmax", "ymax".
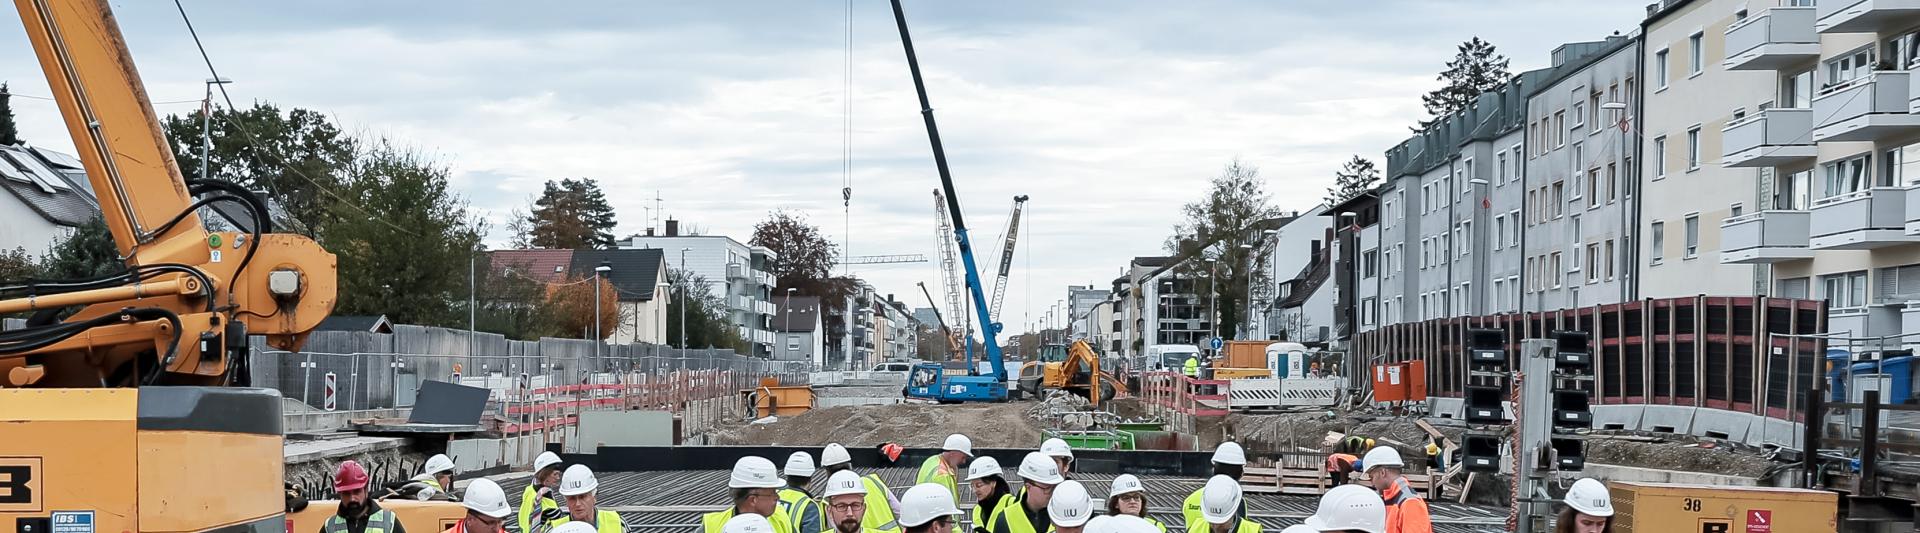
[
  {"xmin": 1583, "ymin": 462, "xmax": 1759, "ymax": 486},
  {"xmin": 577, "ymin": 411, "xmax": 677, "ymax": 448}
]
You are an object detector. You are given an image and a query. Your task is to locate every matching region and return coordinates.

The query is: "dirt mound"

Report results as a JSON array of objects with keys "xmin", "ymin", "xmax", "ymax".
[
  {"xmin": 711, "ymin": 402, "xmax": 1046, "ymax": 448},
  {"xmin": 1585, "ymin": 438, "xmax": 1777, "ymax": 478}
]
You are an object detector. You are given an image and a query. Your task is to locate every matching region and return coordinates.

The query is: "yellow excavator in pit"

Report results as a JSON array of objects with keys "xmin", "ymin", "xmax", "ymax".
[
  {"xmin": 1017, "ymin": 340, "xmax": 1127, "ymax": 408},
  {"xmin": 0, "ymin": 2, "xmax": 459, "ymax": 533}
]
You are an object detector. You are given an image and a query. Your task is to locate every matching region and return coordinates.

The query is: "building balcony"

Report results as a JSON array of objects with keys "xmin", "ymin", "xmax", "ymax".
[
  {"xmin": 754, "ymin": 271, "xmax": 775, "ymax": 287},
  {"xmin": 1905, "ymin": 185, "xmax": 1920, "ymax": 235},
  {"xmin": 726, "ymin": 263, "xmax": 747, "ymax": 280},
  {"xmin": 1726, "ymin": 7, "xmax": 1821, "ymax": 70},
  {"xmin": 1722, "ymin": 108, "xmax": 1817, "ymax": 167},
  {"xmin": 1829, "ymin": 306, "xmax": 1902, "ymax": 338},
  {"xmin": 756, "ymin": 300, "xmax": 777, "ymax": 315},
  {"xmin": 1720, "ymin": 211, "xmax": 1813, "ymax": 264},
  {"xmin": 1814, "ymin": 71, "xmax": 1920, "ymax": 142},
  {"xmin": 1817, "ymin": 0, "xmax": 1920, "ymax": 34},
  {"xmin": 1810, "ymin": 188, "xmax": 1920, "ymax": 249}
]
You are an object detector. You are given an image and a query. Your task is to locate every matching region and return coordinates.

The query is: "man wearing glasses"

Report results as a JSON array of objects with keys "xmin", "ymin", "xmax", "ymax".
[
  {"xmin": 989, "ymin": 453, "xmax": 1064, "ymax": 533},
  {"xmin": 824, "ymin": 470, "xmax": 878, "ymax": 533},
  {"xmin": 702, "ymin": 457, "xmax": 795, "ymax": 533}
]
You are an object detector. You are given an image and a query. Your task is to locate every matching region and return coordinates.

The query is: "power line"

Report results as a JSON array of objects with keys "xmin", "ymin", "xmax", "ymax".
[{"xmin": 11, "ymin": 93, "xmax": 201, "ymax": 105}]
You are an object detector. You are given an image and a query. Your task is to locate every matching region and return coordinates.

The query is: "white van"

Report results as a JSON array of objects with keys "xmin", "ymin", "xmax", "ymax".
[{"xmin": 1143, "ymin": 344, "xmax": 1202, "ymax": 371}]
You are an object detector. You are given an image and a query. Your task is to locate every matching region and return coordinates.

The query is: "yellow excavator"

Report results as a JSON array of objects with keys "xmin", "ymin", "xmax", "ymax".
[
  {"xmin": 0, "ymin": 2, "xmax": 457, "ymax": 532},
  {"xmin": 1017, "ymin": 340, "xmax": 1127, "ymax": 408}
]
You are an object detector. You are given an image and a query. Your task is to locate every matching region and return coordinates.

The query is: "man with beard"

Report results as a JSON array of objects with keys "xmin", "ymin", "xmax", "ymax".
[
  {"xmin": 823, "ymin": 470, "xmax": 879, "ymax": 533},
  {"xmin": 320, "ymin": 461, "xmax": 406, "ymax": 533}
]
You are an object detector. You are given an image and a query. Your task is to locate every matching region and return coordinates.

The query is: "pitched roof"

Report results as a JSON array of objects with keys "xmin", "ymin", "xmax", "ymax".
[
  {"xmin": 0, "ymin": 145, "xmax": 99, "ymax": 227},
  {"xmin": 776, "ymin": 296, "xmax": 822, "ymax": 332},
  {"xmin": 488, "ymin": 249, "xmax": 576, "ymax": 283},
  {"xmin": 571, "ymin": 248, "xmax": 668, "ymax": 301}
]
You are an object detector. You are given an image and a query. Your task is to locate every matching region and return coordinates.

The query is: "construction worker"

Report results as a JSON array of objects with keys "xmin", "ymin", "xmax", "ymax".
[
  {"xmin": 1301, "ymin": 485, "xmax": 1386, "ymax": 533},
  {"xmin": 1325, "ymin": 451, "xmax": 1359, "ymax": 487},
  {"xmin": 917, "ymin": 434, "xmax": 972, "ymax": 501},
  {"xmin": 1105, "ymin": 475, "xmax": 1166, "ymax": 533},
  {"xmin": 1189, "ymin": 475, "xmax": 1258, "ymax": 533},
  {"xmin": 964, "ymin": 457, "xmax": 1014, "ymax": 533},
  {"xmin": 898, "ymin": 483, "xmax": 964, "ymax": 533},
  {"xmin": 1183, "ymin": 354, "xmax": 1200, "ymax": 377},
  {"xmin": 1182, "ymin": 442, "xmax": 1247, "ymax": 527},
  {"xmin": 780, "ymin": 452, "xmax": 827, "ymax": 533},
  {"xmin": 321, "ymin": 460, "xmax": 406, "ymax": 533},
  {"xmin": 553, "ymin": 523, "xmax": 599, "ymax": 533},
  {"xmin": 990, "ymin": 452, "xmax": 1063, "ymax": 533},
  {"xmin": 559, "ymin": 464, "xmax": 627, "ymax": 533},
  {"xmin": 702, "ymin": 456, "xmax": 794, "ymax": 533},
  {"xmin": 1039, "ymin": 438, "xmax": 1075, "ymax": 479},
  {"xmin": 724, "ymin": 515, "xmax": 778, "ymax": 533},
  {"xmin": 822, "ymin": 443, "xmax": 902, "ymax": 533},
  {"xmin": 1360, "ymin": 448, "xmax": 1430, "ymax": 533},
  {"xmin": 446, "ymin": 479, "xmax": 512, "ymax": 533},
  {"xmin": 1555, "ymin": 478, "xmax": 1614, "ymax": 533},
  {"xmin": 823, "ymin": 470, "xmax": 876, "ymax": 533},
  {"xmin": 424, "ymin": 454, "xmax": 458, "ymax": 499},
  {"xmin": 1047, "ymin": 481, "xmax": 1094, "ymax": 533},
  {"xmin": 521, "ymin": 452, "xmax": 568, "ymax": 533}
]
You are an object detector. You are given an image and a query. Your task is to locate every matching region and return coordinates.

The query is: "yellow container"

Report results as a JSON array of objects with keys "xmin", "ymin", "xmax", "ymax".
[{"xmin": 1609, "ymin": 481, "xmax": 1837, "ymax": 533}]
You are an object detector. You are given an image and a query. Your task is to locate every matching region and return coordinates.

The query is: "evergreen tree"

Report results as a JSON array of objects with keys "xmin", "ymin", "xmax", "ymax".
[
  {"xmin": 1324, "ymin": 155, "xmax": 1381, "ymax": 207},
  {"xmin": 515, "ymin": 179, "xmax": 618, "ymax": 249},
  {"xmin": 1418, "ymin": 38, "xmax": 1511, "ymax": 129},
  {"xmin": 0, "ymin": 83, "xmax": 17, "ymax": 146}
]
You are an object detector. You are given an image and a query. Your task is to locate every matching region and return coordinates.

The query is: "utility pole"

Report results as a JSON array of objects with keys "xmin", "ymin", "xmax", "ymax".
[
  {"xmin": 468, "ymin": 246, "xmax": 476, "ymax": 358},
  {"xmin": 199, "ymin": 77, "xmax": 231, "ymax": 183},
  {"xmin": 679, "ymin": 248, "xmax": 690, "ymax": 350}
]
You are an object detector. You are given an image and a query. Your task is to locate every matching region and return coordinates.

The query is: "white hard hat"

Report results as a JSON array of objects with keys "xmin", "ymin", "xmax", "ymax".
[
  {"xmin": 461, "ymin": 478, "xmax": 513, "ymax": 518},
  {"xmin": 1091, "ymin": 515, "xmax": 1162, "ymax": 533},
  {"xmin": 897, "ymin": 483, "xmax": 962, "ymax": 527},
  {"xmin": 730, "ymin": 456, "xmax": 786, "ymax": 489},
  {"xmin": 551, "ymin": 523, "xmax": 598, "ymax": 533},
  {"xmin": 1108, "ymin": 474, "xmax": 1145, "ymax": 498},
  {"xmin": 1212, "ymin": 442, "xmax": 1247, "ymax": 465},
  {"xmin": 823, "ymin": 470, "xmax": 867, "ymax": 498},
  {"xmin": 785, "ymin": 451, "xmax": 817, "ymax": 478},
  {"xmin": 1047, "ymin": 481, "xmax": 1094, "ymax": 527},
  {"xmin": 1280, "ymin": 526, "xmax": 1315, "ymax": 533},
  {"xmin": 943, "ymin": 434, "xmax": 974, "ymax": 456},
  {"xmin": 722, "ymin": 513, "xmax": 775, "ymax": 533},
  {"xmin": 559, "ymin": 464, "xmax": 599, "ymax": 496},
  {"xmin": 1564, "ymin": 478, "xmax": 1615, "ymax": 517},
  {"xmin": 966, "ymin": 456, "xmax": 1004, "ymax": 481},
  {"xmin": 822, "ymin": 443, "xmax": 853, "ymax": 467},
  {"xmin": 534, "ymin": 452, "xmax": 564, "ymax": 473},
  {"xmin": 1302, "ymin": 485, "xmax": 1386, "ymax": 533},
  {"xmin": 1040, "ymin": 438, "xmax": 1075, "ymax": 460},
  {"xmin": 1200, "ymin": 475, "xmax": 1243, "ymax": 524},
  {"xmin": 1361, "ymin": 447, "xmax": 1403, "ymax": 471},
  {"xmin": 1017, "ymin": 452, "xmax": 1064, "ymax": 485},
  {"xmin": 423, "ymin": 454, "xmax": 456, "ymax": 476}
]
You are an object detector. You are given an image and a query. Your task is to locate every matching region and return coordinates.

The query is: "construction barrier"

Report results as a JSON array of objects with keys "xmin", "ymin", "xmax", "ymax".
[{"xmin": 1139, "ymin": 371, "xmax": 1230, "ymax": 417}]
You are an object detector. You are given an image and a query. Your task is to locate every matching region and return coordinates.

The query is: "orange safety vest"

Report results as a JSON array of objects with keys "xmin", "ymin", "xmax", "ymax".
[
  {"xmin": 1380, "ymin": 478, "xmax": 1432, "ymax": 533},
  {"xmin": 1326, "ymin": 453, "xmax": 1358, "ymax": 473}
]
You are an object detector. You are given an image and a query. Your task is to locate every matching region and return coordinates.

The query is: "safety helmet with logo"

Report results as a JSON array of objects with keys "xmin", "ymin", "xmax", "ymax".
[
  {"xmin": 821, "ymin": 443, "xmax": 853, "ymax": 467},
  {"xmin": 1360, "ymin": 447, "xmax": 1403, "ymax": 472},
  {"xmin": 730, "ymin": 456, "xmax": 785, "ymax": 489},
  {"xmin": 1016, "ymin": 452, "xmax": 1064, "ymax": 485},
  {"xmin": 1199, "ymin": 475, "xmax": 1242, "ymax": 524},
  {"xmin": 534, "ymin": 451, "xmax": 565, "ymax": 474},
  {"xmin": 897, "ymin": 483, "xmax": 963, "ymax": 527},
  {"xmin": 785, "ymin": 451, "xmax": 817, "ymax": 478},
  {"xmin": 943, "ymin": 434, "xmax": 974, "ymax": 456},
  {"xmin": 1040, "ymin": 438, "xmax": 1075, "ymax": 460},
  {"xmin": 551, "ymin": 522, "xmax": 598, "ymax": 533},
  {"xmin": 462, "ymin": 478, "xmax": 513, "ymax": 518},
  {"xmin": 823, "ymin": 470, "xmax": 868, "ymax": 498},
  {"xmin": 1563, "ymin": 478, "xmax": 1614, "ymax": 517},
  {"xmin": 334, "ymin": 460, "xmax": 370, "ymax": 492},
  {"xmin": 1211, "ymin": 442, "xmax": 1247, "ymax": 466},
  {"xmin": 966, "ymin": 456, "xmax": 1004, "ymax": 481},
  {"xmin": 423, "ymin": 454, "xmax": 456, "ymax": 476},
  {"xmin": 1302, "ymin": 485, "xmax": 1386, "ymax": 533},
  {"xmin": 560, "ymin": 464, "xmax": 600, "ymax": 496},
  {"xmin": 1107, "ymin": 474, "xmax": 1145, "ymax": 499},
  {"xmin": 722, "ymin": 513, "xmax": 776, "ymax": 533},
  {"xmin": 1047, "ymin": 481, "xmax": 1094, "ymax": 527}
]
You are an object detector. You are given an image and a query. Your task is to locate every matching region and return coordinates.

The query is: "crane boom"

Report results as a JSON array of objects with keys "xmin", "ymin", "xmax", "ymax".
[
  {"xmin": 932, "ymin": 189, "xmax": 968, "ymax": 347},
  {"xmin": 986, "ymin": 195, "xmax": 1028, "ymax": 326}
]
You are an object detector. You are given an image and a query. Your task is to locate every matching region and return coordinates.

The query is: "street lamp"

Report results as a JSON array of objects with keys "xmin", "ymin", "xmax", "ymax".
[
  {"xmin": 594, "ymin": 262, "xmax": 612, "ymax": 365},
  {"xmin": 1238, "ymin": 243, "xmax": 1253, "ymax": 341},
  {"xmin": 678, "ymin": 248, "xmax": 691, "ymax": 350},
  {"xmin": 199, "ymin": 77, "xmax": 232, "ymax": 184},
  {"xmin": 1206, "ymin": 258, "xmax": 1219, "ymax": 345}
]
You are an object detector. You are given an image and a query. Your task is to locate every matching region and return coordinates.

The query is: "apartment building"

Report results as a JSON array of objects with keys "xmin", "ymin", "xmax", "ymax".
[
  {"xmin": 1639, "ymin": 0, "xmax": 1775, "ymax": 301},
  {"xmin": 774, "ymin": 296, "xmax": 825, "ymax": 364},
  {"xmin": 621, "ymin": 220, "xmax": 780, "ymax": 356},
  {"xmin": 1250, "ymin": 205, "xmax": 1335, "ymax": 343},
  {"xmin": 1328, "ymin": 192, "xmax": 1382, "ymax": 345},
  {"xmin": 1523, "ymin": 36, "xmax": 1643, "ymax": 311},
  {"xmin": 1067, "ymin": 285, "xmax": 1111, "ymax": 341}
]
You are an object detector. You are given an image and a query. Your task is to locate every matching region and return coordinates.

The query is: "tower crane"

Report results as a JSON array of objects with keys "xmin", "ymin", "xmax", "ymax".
[
  {"xmin": 985, "ymin": 195, "xmax": 1028, "ymax": 334},
  {"xmin": 931, "ymin": 189, "xmax": 970, "ymax": 360}
]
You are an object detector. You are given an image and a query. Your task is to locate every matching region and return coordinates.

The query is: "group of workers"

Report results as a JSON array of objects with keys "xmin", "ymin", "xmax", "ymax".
[{"xmin": 316, "ymin": 434, "xmax": 1621, "ymax": 533}]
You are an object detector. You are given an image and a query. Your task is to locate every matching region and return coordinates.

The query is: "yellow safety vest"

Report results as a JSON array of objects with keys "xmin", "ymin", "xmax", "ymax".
[
  {"xmin": 518, "ymin": 486, "xmax": 561, "ymax": 533},
  {"xmin": 989, "ymin": 490, "xmax": 1047, "ymax": 533},
  {"xmin": 1143, "ymin": 516, "xmax": 1168, "ymax": 533},
  {"xmin": 1183, "ymin": 357, "xmax": 1199, "ymax": 377},
  {"xmin": 778, "ymin": 488, "xmax": 825, "ymax": 533},
  {"xmin": 971, "ymin": 493, "xmax": 1015, "ymax": 533},
  {"xmin": 321, "ymin": 509, "xmax": 397, "ymax": 533},
  {"xmin": 916, "ymin": 456, "xmax": 958, "ymax": 502},
  {"xmin": 1181, "ymin": 488, "xmax": 1246, "ymax": 528},
  {"xmin": 861, "ymin": 474, "xmax": 901, "ymax": 533},
  {"xmin": 701, "ymin": 508, "xmax": 794, "ymax": 533},
  {"xmin": 1183, "ymin": 519, "xmax": 1260, "ymax": 533},
  {"xmin": 568, "ymin": 510, "xmax": 624, "ymax": 533}
]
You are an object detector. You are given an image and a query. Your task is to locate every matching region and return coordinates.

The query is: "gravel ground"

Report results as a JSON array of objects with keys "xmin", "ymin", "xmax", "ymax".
[{"xmin": 709, "ymin": 401, "xmax": 1046, "ymax": 447}]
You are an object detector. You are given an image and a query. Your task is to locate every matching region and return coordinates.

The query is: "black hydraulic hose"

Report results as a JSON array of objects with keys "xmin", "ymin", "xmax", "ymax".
[{"xmin": 186, "ymin": 180, "xmax": 268, "ymax": 300}]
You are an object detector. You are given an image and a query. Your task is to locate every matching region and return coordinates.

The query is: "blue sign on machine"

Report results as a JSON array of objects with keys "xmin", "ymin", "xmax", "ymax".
[
  {"xmin": 1210, "ymin": 337, "xmax": 1224, "ymax": 351},
  {"xmin": 51, "ymin": 511, "xmax": 93, "ymax": 533}
]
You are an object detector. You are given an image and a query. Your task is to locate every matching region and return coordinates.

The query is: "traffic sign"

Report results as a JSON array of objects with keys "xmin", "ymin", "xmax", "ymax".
[
  {"xmin": 1210, "ymin": 337, "xmax": 1224, "ymax": 351},
  {"xmin": 323, "ymin": 372, "xmax": 337, "ymax": 411}
]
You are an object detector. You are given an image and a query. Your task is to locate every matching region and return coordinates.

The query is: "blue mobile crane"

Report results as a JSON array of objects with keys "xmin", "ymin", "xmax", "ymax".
[{"xmin": 891, "ymin": 0, "xmax": 1009, "ymax": 402}]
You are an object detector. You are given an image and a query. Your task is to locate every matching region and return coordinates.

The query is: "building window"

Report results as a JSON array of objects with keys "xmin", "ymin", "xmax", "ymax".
[
  {"xmin": 1654, "ymin": 136, "xmax": 1668, "ymax": 178},
  {"xmin": 1605, "ymin": 163, "xmax": 1618, "ymax": 203},
  {"xmin": 1492, "ymin": 279, "xmax": 1504, "ymax": 311},
  {"xmin": 1688, "ymin": 32, "xmax": 1704, "ymax": 76},
  {"xmin": 1820, "ymin": 271, "xmax": 1870, "ymax": 309},
  {"xmin": 1826, "ymin": 47, "xmax": 1874, "ymax": 89},
  {"xmin": 1494, "ymin": 215, "xmax": 1506, "ymax": 250},
  {"xmin": 1496, "ymin": 152, "xmax": 1508, "ymax": 184},
  {"xmin": 1651, "ymin": 221, "xmax": 1665, "ymax": 264},
  {"xmin": 1656, "ymin": 49, "xmax": 1669, "ymax": 88},
  {"xmin": 1684, "ymin": 215, "xmax": 1700, "ymax": 258},
  {"xmin": 1463, "ymin": 158, "xmax": 1475, "ymax": 196},
  {"xmin": 1589, "ymin": 90, "xmax": 1603, "ymax": 133},
  {"xmin": 1526, "ymin": 257, "xmax": 1537, "ymax": 292},
  {"xmin": 1360, "ymin": 297, "xmax": 1376, "ymax": 326},
  {"xmin": 1550, "ymin": 252, "xmax": 1563, "ymax": 288},
  {"xmin": 1824, "ymin": 153, "xmax": 1875, "ymax": 197},
  {"xmin": 1776, "ymin": 277, "xmax": 1811, "ymax": 299},
  {"xmin": 1362, "ymin": 249, "xmax": 1378, "ymax": 278},
  {"xmin": 1461, "ymin": 220, "xmax": 1472, "ymax": 255},
  {"xmin": 1552, "ymin": 181, "xmax": 1565, "ymax": 218},
  {"xmin": 1783, "ymin": 68, "xmax": 1814, "ymax": 109},
  {"xmin": 1512, "ymin": 146, "xmax": 1524, "ymax": 179},
  {"xmin": 1555, "ymin": 111, "xmax": 1567, "ymax": 147},
  {"xmin": 1605, "ymin": 239, "xmax": 1616, "ymax": 280},
  {"xmin": 1587, "ymin": 243, "xmax": 1601, "ymax": 283},
  {"xmin": 1571, "ymin": 143, "xmax": 1584, "ymax": 190},
  {"xmin": 1886, "ymin": 142, "xmax": 1920, "ymax": 186},
  {"xmin": 1686, "ymin": 127, "xmax": 1701, "ymax": 171},
  {"xmin": 1572, "ymin": 96, "xmax": 1587, "ymax": 129},
  {"xmin": 1588, "ymin": 168, "xmax": 1601, "ymax": 208}
]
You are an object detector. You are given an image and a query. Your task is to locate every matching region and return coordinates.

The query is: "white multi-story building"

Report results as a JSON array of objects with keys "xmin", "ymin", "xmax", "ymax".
[
  {"xmin": 1067, "ymin": 285, "xmax": 1111, "ymax": 341},
  {"xmin": 621, "ymin": 220, "xmax": 779, "ymax": 357},
  {"xmin": 1524, "ymin": 36, "xmax": 1642, "ymax": 311}
]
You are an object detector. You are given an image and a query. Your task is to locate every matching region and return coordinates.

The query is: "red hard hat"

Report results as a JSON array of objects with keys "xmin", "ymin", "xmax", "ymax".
[{"xmin": 334, "ymin": 460, "xmax": 370, "ymax": 492}]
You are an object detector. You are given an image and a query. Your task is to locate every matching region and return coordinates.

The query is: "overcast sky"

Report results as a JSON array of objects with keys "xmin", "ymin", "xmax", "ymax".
[{"xmin": 2, "ymin": 1, "xmax": 1644, "ymax": 335}]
